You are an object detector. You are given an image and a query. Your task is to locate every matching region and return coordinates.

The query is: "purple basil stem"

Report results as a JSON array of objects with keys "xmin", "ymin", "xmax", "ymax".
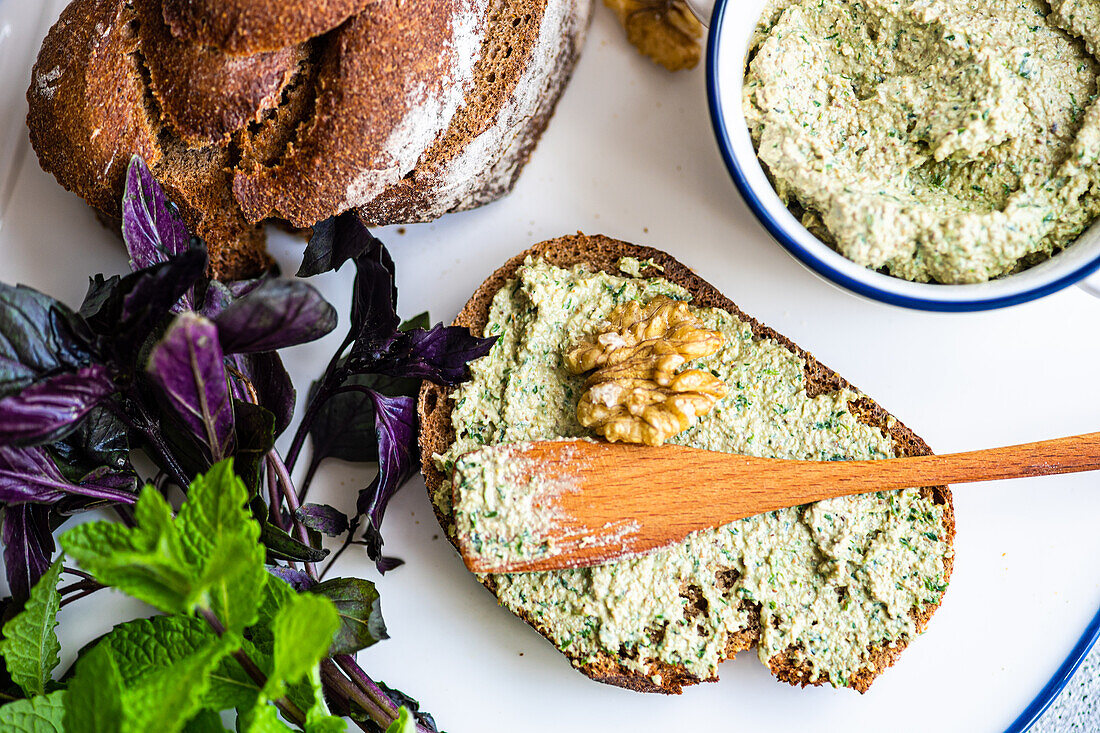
[
  {"xmin": 0, "ymin": 365, "xmax": 116, "ymax": 446},
  {"xmin": 369, "ymin": 323, "xmax": 496, "ymax": 386},
  {"xmin": 2, "ymin": 503, "xmax": 55, "ymax": 602},
  {"xmin": 0, "ymin": 445, "xmax": 137, "ymax": 505},
  {"xmin": 146, "ymin": 312, "xmax": 235, "ymax": 464},
  {"xmin": 122, "ymin": 157, "xmax": 193, "ymax": 280},
  {"xmin": 355, "ymin": 390, "xmax": 418, "ymax": 573},
  {"xmin": 215, "ymin": 279, "xmax": 338, "ymax": 354}
]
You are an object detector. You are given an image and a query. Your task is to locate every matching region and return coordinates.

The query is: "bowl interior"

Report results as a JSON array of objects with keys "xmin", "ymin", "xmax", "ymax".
[{"xmin": 707, "ymin": 0, "xmax": 1100, "ymax": 310}]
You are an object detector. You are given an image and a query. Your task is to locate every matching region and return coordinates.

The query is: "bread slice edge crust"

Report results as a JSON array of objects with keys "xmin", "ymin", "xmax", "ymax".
[{"xmin": 417, "ymin": 233, "xmax": 956, "ymax": 694}]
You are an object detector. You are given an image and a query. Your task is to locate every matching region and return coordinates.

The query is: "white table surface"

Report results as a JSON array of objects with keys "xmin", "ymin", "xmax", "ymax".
[{"xmin": 1, "ymin": 2, "xmax": 1098, "ymax": 732}]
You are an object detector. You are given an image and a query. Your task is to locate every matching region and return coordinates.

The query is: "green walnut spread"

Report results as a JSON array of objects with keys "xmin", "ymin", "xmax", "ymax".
[
  {"xmin": 743, "ymin": 0, "xmax": 1100, "ymax": 283},
  {"xmin": 434, "ymin": 258, "xmax": 950, "ymax": 686}
]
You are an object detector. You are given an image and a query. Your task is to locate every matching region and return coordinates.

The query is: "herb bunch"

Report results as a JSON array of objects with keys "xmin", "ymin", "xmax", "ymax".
[{"xmin": 0, "ymin": 157, "xmax": 494, "ymax": 732}]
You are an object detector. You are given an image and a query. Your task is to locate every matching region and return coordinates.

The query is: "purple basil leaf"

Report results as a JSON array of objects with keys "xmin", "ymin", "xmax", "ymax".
[
  {"xmin": 298, "ymin": 214, "xmax": 394, "ymax": 289},
  {"xmin": 228, "ymin": 352, "xmax": 295, "ymax": 437},
  {"xmin": 83, "ymin": 249, "xmax": 208, "ymax": 363},
  {"xmin": 310, "ymin": 577, "xmax": 388, "ymax": 655},
  {"xmin": 121, "ymin": 156, "xmax": 195, "ymax": 281},
  {"xmin": 267, "ymin": 565, "xmax": 314, "ymax": 592},
  {"xmin": 349, "ymin": 243, "xmax": 400, "ymax": 358},
  {"xmin": 365, "ymin": 323, "xmax": 496, "ymax": 386},
  {"xmin": 375, "ymin": 681, "xmax": 439, "ymax": 733},
  {"xmin": 2, "ymin": 504, "xmax": 55, "ymax": 602},
  {"xmin": 0, "ymin": 445, "xmax": 136, "ymax": 505},
  {"xmin": 0, "ymin": 366, "xmax": 116, "ymax": 446},
  {"xmin": 214, "ymin": 279, "xmax": 337, "ymax": 354},
  {"xmin": 374, "ymin": 555, "xmax": 404, "ymax": 574},
  {"xmin": 48, "ymin": 406, "xmax": 132, "ymax": 479},
  {"xmin": 295, "ymin": 503, "xmax": 349, "ymax": 537},
  {"xmin": 0, "ymin": 283, "xmax": 93, "ymax": 398},
  {"xmin": 355, "ymin": 390, "xmax": 418, "ymax": 573},
  {"xmin": 230, "ymin": 399, "xmax": 275, "ymax": 493},
  {"xmin": 198, "ymin": 276, "xmax": 268, "ymax": 320},
  {"xmin": 146, "ymin": 312, "xmax": 235, "ymax": 464}
]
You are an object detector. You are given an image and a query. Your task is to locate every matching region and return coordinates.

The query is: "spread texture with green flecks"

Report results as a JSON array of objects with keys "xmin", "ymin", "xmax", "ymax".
[
  {"xmin": 744, "ymin": 0, "xmax": 1100, "ymax": 283},
  {"xmin": 434, "ymin": 258, "xmax": 950, "ymax": 686}
]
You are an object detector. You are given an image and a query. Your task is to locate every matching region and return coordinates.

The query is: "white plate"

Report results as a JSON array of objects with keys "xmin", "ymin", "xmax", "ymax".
[{"xmin": 1, "ymin": 2, "xmax": 1098, "ymax": 732}]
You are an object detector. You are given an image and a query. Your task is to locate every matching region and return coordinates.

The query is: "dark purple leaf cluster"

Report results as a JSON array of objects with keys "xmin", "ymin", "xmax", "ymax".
[{"xmin": 290, "ymin": 212, "xmax": 495, "ymax": 572}]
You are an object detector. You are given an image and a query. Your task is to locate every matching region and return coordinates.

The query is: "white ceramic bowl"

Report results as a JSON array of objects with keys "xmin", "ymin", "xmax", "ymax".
[{"xmin": 704, "ymin": 0, "xmax": 1100, "ymax": 311}]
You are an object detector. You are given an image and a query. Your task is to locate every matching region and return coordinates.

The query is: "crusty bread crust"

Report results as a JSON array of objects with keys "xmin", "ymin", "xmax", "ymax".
[
  {"xmin": 418, "ymin": 233, "xmax": 956, "ymax": 694},
  {"xmin": 161, "ymin": 0, "xmax": 373, "ymax": 56},
  {"xmin": 27, "ymin": 0, "xmax": 591, "ymax": 280}
]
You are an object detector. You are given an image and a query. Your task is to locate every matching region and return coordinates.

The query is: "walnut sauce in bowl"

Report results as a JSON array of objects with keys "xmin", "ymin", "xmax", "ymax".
[{"xmin": 706, "ymin": 0, "xmax": 1100, "ymax": 311}]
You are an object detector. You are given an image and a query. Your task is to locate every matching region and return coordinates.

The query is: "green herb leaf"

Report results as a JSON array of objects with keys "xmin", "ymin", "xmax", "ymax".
[
  {"xmin": 264, "ymin": 593, "xmax": 339, "ymax": 700},
  {"xmin": 0, "ymin": 690, "xmax": 65, "ymax": 732},
  {"xmin": 176, "ymin": 460, "xmax": 266, "ymax": 633},
  {"xmin": 181, "ymin": 709, "xmax": 229, "ymax": 732},
  {"xmin": 90, "ymin": 615, "xmax": 256, "ymax": 711},
  {"xmin": 386, "ymin": 707, "xmax": 416, "ymax": 733},
  {"xmin": 59, "ymin": 486, "xmax": 197, "ymax": 614},
  {"xmin": 60, "ymin": 461, "xmax": 265, "ymax": 632},
  {"xmin": 0, "ymin": 559, "xmax": 63, "ymax": 696},
  {"xmin": 62, "ymin": 643, "xmax": 126, "ymax": 733},
  {"xmin": 64, "ymin": 629, "xmax": 233, "ymax": 733}
]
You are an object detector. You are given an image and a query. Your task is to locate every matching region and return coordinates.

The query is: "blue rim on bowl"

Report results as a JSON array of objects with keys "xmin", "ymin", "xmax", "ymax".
[
  {"xmin": 704, "ymin": 0, "xmax": 1100, "ymax": 312},
  {"xmin": 705, "ymin": 4, "xmax": 1100, "ymax": 725}
]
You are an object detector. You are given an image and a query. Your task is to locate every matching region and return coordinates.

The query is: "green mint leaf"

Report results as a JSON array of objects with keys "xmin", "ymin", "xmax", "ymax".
[
  {"xmin": 386, "ymin": 707, "xmax": 416, "ymax": 733},
  {"xmin": 124, "ymin": 636, "xmax": 233, "ymax": 733},
  {"xmin": 176, "ymin": 460, "xmax": 266, "ymax": 633},
  {"xmin": 63, "ymin": 643, "xmax": 126, "ymax": 733},
  {"xmin": 0, "ymin": 559, "xmax": 63, "ymax": 696},
  {"xmin": 64, "ymin": 629, "xmax": 233, "ymax": 733},
  {"xmin": 0, "ymin": 690, "xmax": 65, "ymax": 732},
  {"xmin": 60, "ymin": 486, "xmax": 197, "ymax": 614},
  {"xmin": 263, "ymin": 593, "xmax": 339, "ymax": 701},
  {"xmin": 182, "ymin": 709, "xmax": 230, "ymax": 732},
  {"xmin": 60, "ymin": 461, "xmax": 265, "ymax": 631},
  {"xmin": 237, "ymin": 702, "xmax": 295, "ymax": 733},
  {"xmin": 91, "ymin": 615, "xmax": 256, "ymax": 711}
]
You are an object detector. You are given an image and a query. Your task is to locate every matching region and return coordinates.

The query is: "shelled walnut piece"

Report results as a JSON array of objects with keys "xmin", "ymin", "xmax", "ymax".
[
  {"xmin": 565, "ymin": 295, "xmax": 728, "ymax": 445},
  {"xmin": 603, "ymin": 0, "xmax": 702, "ymax": 71}
]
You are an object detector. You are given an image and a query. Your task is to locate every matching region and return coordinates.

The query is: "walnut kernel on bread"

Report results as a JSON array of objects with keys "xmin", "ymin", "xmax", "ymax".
[
  {"xmin": 418, "ymin": 234, "xmax": 955, "ymax": 694},
  {"xmin": 27, "ymin": 0, "xmax": 593, "ymax": 280}
]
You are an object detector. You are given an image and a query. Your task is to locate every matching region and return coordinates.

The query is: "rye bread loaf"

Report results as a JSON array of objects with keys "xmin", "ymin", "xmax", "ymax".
[
  {"xmin": 160, "ymin": 0, "xmax": 373, "ymax": 56},
  {"xmin": 418, "ymin": 234, "xmax": 956, "ymax": 694},
  {"xmin": 27, "ymin": 0, "xmax": 592, "ymax": 279}
]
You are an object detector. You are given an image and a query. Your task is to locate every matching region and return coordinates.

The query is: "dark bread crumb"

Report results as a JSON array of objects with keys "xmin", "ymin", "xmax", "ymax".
[{"xmin": 418, "ymin": 233, "xmax": 956, "ymax": 695}]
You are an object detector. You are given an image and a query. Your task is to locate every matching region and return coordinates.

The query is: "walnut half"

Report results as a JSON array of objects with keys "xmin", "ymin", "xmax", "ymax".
[
  {"xmin": 565, "ymin": 296, "xmax": 728, "ymax": 446},
  {"xmin": 604, "ymin": 0, "xmax": 703, "ymax": 72}
]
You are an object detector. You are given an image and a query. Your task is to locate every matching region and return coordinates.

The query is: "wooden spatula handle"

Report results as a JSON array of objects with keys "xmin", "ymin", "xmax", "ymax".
[
  {"xmin": 722, "ymin": 431, "xmax": 1100, "ymax": 503},
  {"xmin": 460, "ymin": 432, "xmax": 1100, "ymax": 574}
]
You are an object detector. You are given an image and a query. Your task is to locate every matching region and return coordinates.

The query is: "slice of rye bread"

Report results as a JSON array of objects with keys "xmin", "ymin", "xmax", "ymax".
[{"xmin": 418, "ymin": 233, "xmax": 956, "ymax": 694}]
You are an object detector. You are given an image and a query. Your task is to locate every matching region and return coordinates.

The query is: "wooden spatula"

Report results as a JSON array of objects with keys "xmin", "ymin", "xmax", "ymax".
[{"xmin": 452, "ymin": 434, "xmax": 1100, "ymax": 574}]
